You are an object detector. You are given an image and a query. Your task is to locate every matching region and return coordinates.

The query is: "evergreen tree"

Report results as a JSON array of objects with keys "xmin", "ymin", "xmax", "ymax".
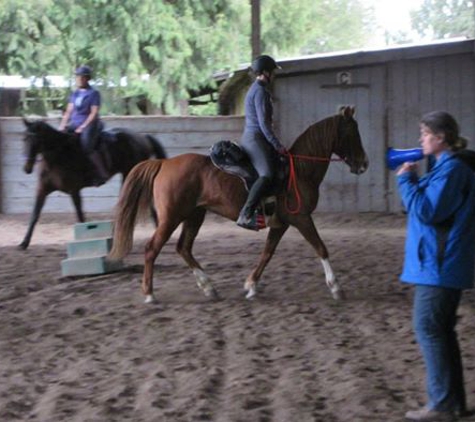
[
  {"xmin": 0, "ymin": 0, "xmax": 374, "ymax": 114},
  {"xmin": 410, "ymin": 0, "xmax": 474, "ymax": 40}
]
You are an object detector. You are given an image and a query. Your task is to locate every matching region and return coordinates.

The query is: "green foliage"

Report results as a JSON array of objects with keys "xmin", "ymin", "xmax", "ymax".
[
  {"xmin": 189, "ymin": 101, "xmax": 218, "ymax": 116},
  {"xmin": 0, "ymin": 0, "xmax": 375, "ymax": 115},
  {"xmin": 261, "ymin": 0, "xmax": 373, "ymax": 56},
  {"xmin": 410, "ymin": 0, "xmax": 475, "ymax": 40}
]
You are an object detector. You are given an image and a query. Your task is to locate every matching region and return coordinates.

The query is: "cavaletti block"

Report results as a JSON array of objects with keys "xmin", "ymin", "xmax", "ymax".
[{"xmin": 61, "ymin": 220, "xmax": 123, "ymax": 276}]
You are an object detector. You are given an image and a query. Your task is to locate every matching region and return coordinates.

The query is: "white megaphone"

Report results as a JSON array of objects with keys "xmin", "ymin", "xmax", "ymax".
[{"xmin": 386, "ymin": 147, "xmax": 424, "ymax": 170}]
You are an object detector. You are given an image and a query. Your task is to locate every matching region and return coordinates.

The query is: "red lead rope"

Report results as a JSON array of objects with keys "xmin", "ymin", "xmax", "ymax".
[{"xmin": 284, "ymin": 152, "xmax": 344, "ymax": 214}]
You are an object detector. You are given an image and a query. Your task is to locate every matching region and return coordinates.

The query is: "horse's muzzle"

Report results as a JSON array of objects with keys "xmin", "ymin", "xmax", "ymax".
[
  {"xmin": 23, "ymin": 161, "xmax": 34, "ymax": 174},
  {"xmin": 350, "ymin": 156, "xmax": 369, "ymax": 175}
]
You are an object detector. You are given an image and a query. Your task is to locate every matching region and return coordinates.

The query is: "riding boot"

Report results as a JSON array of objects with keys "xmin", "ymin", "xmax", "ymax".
[
  {"xmin": 237, "ymin": 176, "xmax": 270, "ymax": 230},
  {"xmin": 87, "ymin": 151, "xmax": 109, "ymax": 186}
]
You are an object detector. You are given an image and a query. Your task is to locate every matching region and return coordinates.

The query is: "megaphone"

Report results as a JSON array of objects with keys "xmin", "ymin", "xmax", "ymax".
[{"xmin": 386, "ymin": 147, "xmax": 424, "ymax": 170}]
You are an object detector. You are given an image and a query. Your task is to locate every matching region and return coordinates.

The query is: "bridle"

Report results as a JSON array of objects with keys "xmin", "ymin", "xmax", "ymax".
[{"xmin": 284, "ymin": 117, "xmax": 347, "ymax": 214}]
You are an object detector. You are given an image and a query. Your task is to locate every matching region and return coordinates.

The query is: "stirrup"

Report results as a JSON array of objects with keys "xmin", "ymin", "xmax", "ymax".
[{"xmin": 236, "ymin": 210, "xmax": 266, "ymax": 231}]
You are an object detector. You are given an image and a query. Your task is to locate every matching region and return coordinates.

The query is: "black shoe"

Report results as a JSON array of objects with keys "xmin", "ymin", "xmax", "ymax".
[
  {"xmin": 237, "ymin": 213, "xmax": 259, "ymax": 231},
  {"xmin": 457, "ymin": 407, "xmax": 475, "ymax": 418},
  {"xmin": 236, "ymin": 211, "xmax": 266, "ymax": 231},
  {"xmin": 91, "ymin": 177, "xmax": 107, "ymax": 187}
]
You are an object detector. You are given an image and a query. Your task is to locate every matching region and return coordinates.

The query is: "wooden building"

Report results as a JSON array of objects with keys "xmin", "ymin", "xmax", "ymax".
[
  {"xmin": 218, "ymin": 38, "xmax": 475, "ymax": 212},
  {"xmin": 1, "ymin": 39, "xmax": 475, "ymax": 215}
]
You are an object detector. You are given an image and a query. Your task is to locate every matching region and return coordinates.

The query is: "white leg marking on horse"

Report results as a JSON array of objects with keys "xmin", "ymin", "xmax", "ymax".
[
  {"xmin": 144, "ymin": 294, "xmax": 156, "ymax": 304},
  {"xmin": 244, "ymin": 275, "xmax": 257, "ymax": 298},
  {"xmin": 193, "ymin": 269, "xmax": 216, "ymax": 297},
  {"xmin": 244, "ymin": 278, "xmax": 252, "ymax": 291},
  {"xmin": 246, "ymin": 286, "xmax": 256, "ymax": 299},
  {"xmin": 321, "ymin": 258, "xmax": 342, "ymax": 299}
]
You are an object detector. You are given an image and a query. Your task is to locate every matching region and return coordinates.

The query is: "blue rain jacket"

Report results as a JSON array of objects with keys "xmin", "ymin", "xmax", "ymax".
[{"xmin": 397, "ymin": 151, "xmax": 475, "ymax": 290}]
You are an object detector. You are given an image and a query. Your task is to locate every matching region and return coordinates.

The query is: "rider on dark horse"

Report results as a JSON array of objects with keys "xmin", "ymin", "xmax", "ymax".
[
  {"xmin": 58, "ymin": 65, "xmax": 108, "ymax": 186},
  {"xmin": 237, "ymin": 55, "xmax": 288, "ymax": 231}
]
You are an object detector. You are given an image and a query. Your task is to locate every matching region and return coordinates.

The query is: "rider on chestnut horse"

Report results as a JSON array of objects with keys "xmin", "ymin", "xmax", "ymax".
[{"xmin": 237, "ymin": 55, "xmax": 288, "ymax": 231}]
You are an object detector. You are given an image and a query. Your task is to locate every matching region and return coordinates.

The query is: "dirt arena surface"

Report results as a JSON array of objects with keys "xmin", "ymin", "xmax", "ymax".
[{"xmin": 0, "ymin": 212, "xmax": 474, "ymax": 422}]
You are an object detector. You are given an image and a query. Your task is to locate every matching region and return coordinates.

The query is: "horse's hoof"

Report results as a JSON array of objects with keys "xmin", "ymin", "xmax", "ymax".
[
  {"xmin": 205, "ymin": 287, "xmax": 220, "ymax": 300},
  {"xmin": 144, "ymin": 294, "xmax": 156, "ymax": 304},
  {"xmin": 18, "ymin": 242, "xmax": 28, "ymax": 251},
  {"xmin": 245, "ymin": 287, "xmax": 256, "ymax": 300},
  {"xmin": 331, "ymin": 288, "xmax": 346, "ymax": 300}
]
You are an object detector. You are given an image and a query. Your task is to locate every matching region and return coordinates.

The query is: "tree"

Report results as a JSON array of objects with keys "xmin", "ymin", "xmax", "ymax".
[
  {"xmin": 0, "ymin": 0, "xmax": 375, "ymax": 115},
  {"xmin": 261, "ymin": 0, "xmax": 373, "ymax": 56},
  {"xmin": 410, "ymin": 0, "xmax": 475, "ymax": 40}
]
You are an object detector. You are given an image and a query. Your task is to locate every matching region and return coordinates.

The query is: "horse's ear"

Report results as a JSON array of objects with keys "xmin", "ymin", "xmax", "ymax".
[
  {"xmin": 339, "ymin": 105, "xmax": 356, "ymax": 119},
  {"xmin": 22, "ymin": 117, "xmax": 32, "ymax": 128}
]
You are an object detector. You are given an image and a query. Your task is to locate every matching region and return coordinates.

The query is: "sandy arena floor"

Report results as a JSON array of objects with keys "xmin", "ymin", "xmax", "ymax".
[{"xmin": 0, "ymin": 212, "xmax": 474, "ymax": 422}]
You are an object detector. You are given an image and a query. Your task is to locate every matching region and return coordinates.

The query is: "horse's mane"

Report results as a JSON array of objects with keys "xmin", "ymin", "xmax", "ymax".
[
  {"xmin": 28, "ymin": 120, "xmax": 79, "ymax": 151},
  {"xmin": 32, "ymin": 120, "xmax": 63, "ymax": 137},
  {"xmin": 290, "ymin": 115, "xmax": 339, "ymax": 157}
]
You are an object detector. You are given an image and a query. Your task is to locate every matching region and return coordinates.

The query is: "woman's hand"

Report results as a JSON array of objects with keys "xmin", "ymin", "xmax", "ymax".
[{"xmin": 396, "ymin": 162, "xmax": 418, "ymax": 176}]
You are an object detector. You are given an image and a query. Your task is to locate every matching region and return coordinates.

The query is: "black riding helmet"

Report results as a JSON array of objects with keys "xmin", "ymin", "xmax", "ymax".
[
  {"xmin": 251, "ymin": 55, "xmax": 281, "ymax": 74},
  {"xmin": 75, "ymin": 65, "xmax": 93, "ymax": 78}
]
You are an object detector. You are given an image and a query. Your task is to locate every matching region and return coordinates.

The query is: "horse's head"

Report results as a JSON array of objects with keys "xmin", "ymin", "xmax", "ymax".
[
  {"xmin": 22, "ymin": 118, "xmax": 45, "ymax": 174},
  {"xmin": 22, "ymin": 118, "xmax": 70, "ymax": 174},
  {"xmin": 334, "ymin": 106, "xmax": 369, "ymax": 175}
]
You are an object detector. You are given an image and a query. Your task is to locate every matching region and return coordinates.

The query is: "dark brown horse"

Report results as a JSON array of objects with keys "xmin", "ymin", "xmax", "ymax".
[
  {"xmin": 109, "ymin": 106, "xmax": 368, "ymax": 303},
  {"xmin": 20, "ymin": 119, "xmax": 166, "ymax": 250}
]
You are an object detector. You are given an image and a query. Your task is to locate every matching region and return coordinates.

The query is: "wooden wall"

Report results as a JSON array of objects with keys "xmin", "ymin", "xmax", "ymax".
[
  {"xmin": 0, "ymin": 116, "xmax": 244, "ymax": 214},
  {"xmin": 385, "ymin": 53, "xmax": 475, "ymax": 211},
  {"xmin": 273, "ymin": 41, "xmax": 475, "ymax": 212},
  {"xmin": 275, "ymin": 65, "xmax": 387, "ymax": 212},
  {"xmin": 2, "ymin": 41, "xmax": 474, "ymax": 215}
]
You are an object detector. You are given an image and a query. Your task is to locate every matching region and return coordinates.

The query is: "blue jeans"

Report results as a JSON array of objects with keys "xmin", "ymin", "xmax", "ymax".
[
  {"xmin": 80, "ymin": 119, "xmax": 103, "ymax": 153},
  {"xmin": 413, "ymin": 284, "xmax": 466, "ymax": 412},
  {"xmin": 69, "ymin": 119, "xmax": 103, "ymax": 154}
]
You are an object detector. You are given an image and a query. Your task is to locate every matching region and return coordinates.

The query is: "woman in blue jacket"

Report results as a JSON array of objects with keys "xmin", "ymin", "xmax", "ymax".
[
  {"xmin": 397, "ymin": 111, "xmax": 475, "ymax": 421},
  {"xmin": 236, "ymin": 55, "xmax": 287, "ymax": 230}
]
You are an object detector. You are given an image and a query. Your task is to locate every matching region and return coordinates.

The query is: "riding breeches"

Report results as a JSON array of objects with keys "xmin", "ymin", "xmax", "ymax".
[
  {"xmin": 240, "ymin": 130, "xmax": 278, "ymax": 179},
  {"xmin": 239, "ymin": 131, "xmax": 279, "ymax": 217}
]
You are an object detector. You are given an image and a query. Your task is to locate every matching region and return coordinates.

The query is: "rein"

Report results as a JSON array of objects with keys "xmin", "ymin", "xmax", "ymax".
[
  {"xmin": 283, "ymin": 117, "xmax": 345, "ymax": 214},
  {"xmin": 284, "ymin": 152, "xmax": 343, "ymax": 214},
  {"xmin": 287, "ymin": 153, "xmax": 343, "ymax": 163}
]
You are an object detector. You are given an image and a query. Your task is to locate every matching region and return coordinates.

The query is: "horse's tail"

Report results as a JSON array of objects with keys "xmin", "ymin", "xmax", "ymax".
[
  {"xmin": 109, "ymin": 159, "xmax": 163, "ymax": 260},
  {"xmin": 146, "ymin": 134, "xmax": 167, "ymax": 159}
]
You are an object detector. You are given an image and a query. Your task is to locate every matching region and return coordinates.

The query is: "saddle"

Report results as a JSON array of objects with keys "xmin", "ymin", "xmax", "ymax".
[
  {"xmin": 70, "ymin": 128, "xmax": 118, "ymax": 186},
  {"xmin": 96, "ymin": 129, "xmax": 119, "ymax": 168},
  {"xmin": 209, "ymin": 140, "xmax": 289, "ymax": 215}
]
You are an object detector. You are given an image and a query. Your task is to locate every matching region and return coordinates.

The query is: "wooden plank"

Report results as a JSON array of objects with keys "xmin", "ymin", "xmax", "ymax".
[
  {"xmin": 457, "ymin": 55, "xmax": 475, "ymax": 144},
  {"xmin": 102, "ymin": 116, "xmax": 244, "ymax": 133},
  {"xmin": 4, "ymin": 195, "xmax": 120, "ymax": 214},
  {"xmin": 1, "ymin": 116, "xmax": 244, "ymax": 213}
]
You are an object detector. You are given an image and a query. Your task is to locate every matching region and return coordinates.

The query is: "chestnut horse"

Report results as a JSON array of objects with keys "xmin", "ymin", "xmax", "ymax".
[
  {"xmin": 109, "ymin": 106, "xmax": 368, "ymax": 303},
  {"xmin": 20, "ymin": 119, "xmax": 166, "ymax": 250}
]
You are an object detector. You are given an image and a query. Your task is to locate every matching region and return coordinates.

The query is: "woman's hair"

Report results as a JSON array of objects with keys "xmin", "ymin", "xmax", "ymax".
[{"xmin": 420, "ymin": 111, "xmax": 467, "ymax": 151}]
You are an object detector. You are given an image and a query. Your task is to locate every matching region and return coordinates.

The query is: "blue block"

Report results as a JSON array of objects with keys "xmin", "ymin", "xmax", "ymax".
[
  {"xmin": 67, "ymin": 237, "xmax": 113, "ymax": 258},
  {"xmin": 61, "ymin": 255, "xmax": 123, "ymax": 277},
  {"xmin": 74, "ymin": 220, "xmax": 114, "ymax": 240}
]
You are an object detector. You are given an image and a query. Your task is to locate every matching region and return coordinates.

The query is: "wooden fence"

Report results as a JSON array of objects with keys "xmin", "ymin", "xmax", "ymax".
[{"xmin": 0, "ymin": 116, "xmax": 244, "ymax": 214}]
